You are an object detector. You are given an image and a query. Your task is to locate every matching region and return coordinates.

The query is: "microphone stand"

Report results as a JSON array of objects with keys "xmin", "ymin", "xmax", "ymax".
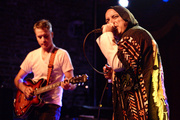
[{"xmin": 83, "ymin": 28, "xmax": 109, "ymax": 120}]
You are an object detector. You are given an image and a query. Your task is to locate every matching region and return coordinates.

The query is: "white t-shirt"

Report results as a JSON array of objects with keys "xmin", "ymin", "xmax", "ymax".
[{"xmin": 20, "ymin": 46, "xmax": 74, "ymax": 106}]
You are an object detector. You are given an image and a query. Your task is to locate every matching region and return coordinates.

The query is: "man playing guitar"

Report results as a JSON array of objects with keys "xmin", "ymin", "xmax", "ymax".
[{"xmin": 14, "ymin": 19, "xmax": 76, "ymax": 120}]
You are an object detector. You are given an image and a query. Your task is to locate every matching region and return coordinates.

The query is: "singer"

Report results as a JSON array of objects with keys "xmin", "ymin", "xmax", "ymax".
[{"xmin": 96, "ymin": 5, "xmax": 169, "ymax": 120}]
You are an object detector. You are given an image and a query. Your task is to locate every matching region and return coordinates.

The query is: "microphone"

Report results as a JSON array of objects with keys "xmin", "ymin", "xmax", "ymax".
[{"xmin": 93, "ymin": 28, "xmax": 102, "ymax": 33}]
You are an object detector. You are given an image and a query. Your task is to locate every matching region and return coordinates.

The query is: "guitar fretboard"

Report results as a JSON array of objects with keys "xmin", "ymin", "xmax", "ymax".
[
  {"xmin": 34, "ymin": 82, "xmax": 61, "ymax": 95},
  {"xmin": 33, "ymin": 74, "xmax": 88, "ymax": 95}
]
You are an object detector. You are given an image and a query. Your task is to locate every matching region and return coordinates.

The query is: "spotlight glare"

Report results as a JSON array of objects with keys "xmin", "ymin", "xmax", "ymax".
[
  {"xmin": 163, "ymin": 0, "xmax": 169, "ymax": 2},
  {"xmin": 118, "ymin": 0, "xmax": 129, "ymax": 7}
]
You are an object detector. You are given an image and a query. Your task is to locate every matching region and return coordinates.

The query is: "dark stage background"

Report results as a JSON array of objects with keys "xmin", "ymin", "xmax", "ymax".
[{"xmin": 0, "ymin": 0, "xmax": 179, "ymax": 120}]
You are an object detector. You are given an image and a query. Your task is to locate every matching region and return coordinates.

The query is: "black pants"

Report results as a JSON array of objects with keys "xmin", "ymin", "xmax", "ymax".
[{"xmin": 26, "ymin": 104, "xmax": 61, "ymax": 120}]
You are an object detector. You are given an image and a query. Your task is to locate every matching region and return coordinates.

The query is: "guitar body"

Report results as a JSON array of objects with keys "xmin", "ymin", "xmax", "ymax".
[
  {"xmin": 14, "ymin": 78, "xmax": 45, "ymax": 118},
  {"xmin": 14, "ymin": 74, "xmax": 88, "ymax": 119}
]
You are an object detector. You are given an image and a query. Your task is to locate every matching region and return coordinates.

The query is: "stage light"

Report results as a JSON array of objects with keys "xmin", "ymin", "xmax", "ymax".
[
  {"xmin": 118, "ymin": 0, "xmax": 129, "ymax": 7},
  {"xmin": 163, "ymin": 0, "xmax": 169, "ymax": 2}
]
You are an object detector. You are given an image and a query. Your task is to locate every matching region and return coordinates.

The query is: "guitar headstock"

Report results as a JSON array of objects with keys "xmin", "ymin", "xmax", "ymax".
[{"xmin": 69, "ymin": 74, "xmax": 88, "ymax": 84}]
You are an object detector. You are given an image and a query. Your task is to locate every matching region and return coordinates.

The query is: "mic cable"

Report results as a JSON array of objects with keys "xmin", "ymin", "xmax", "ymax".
[{"xmin": 83, "ymin": 28, "xmax": 105, "ymax": 75}]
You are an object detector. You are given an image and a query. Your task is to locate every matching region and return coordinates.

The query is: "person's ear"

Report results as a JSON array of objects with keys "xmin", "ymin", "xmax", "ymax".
[{"xmin": 125, "ymin": 21, "xmax": 128, "ymax": 27}]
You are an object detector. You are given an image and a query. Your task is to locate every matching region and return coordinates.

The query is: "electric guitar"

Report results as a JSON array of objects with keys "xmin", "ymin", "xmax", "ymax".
[{"xmin": 13, "ymin": 74, "xmax": 88, "ymax": 119}]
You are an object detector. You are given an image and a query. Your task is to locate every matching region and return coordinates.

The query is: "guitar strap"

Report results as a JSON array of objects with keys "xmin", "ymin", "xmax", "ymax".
[{"xmin": 46, "ymin": 47, "xmax": 58, "ymax": 86}]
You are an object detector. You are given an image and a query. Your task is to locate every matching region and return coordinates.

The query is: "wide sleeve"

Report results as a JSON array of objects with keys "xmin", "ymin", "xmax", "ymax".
[
  {"xmin": 151, "ymin": 40, "xmax": 170, "ymax": 120},
  {"xmin": 96, "ymin": 32, "xmax": 124, "ymax": 72}
]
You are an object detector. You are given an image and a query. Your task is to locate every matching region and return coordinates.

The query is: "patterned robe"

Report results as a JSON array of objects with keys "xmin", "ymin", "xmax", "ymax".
[{"xmin": 112, "ymin": 25, "xmax": 169, "ymax": 120}]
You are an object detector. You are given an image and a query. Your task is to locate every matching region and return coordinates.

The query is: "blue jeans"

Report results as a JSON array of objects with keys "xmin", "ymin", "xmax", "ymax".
[{"xmin": 26, "ymin": 104, "xmax": 61, "ymax": 120}]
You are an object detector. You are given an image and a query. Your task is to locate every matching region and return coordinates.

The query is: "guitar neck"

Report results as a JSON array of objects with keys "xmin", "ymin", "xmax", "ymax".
[
  {"xmin": 34, "ymin": 81, "xmax": 62, "ymax": 95},
  {"xmin": 33, "ymin": 74, "xmax": 88, "ymax": 95}
]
